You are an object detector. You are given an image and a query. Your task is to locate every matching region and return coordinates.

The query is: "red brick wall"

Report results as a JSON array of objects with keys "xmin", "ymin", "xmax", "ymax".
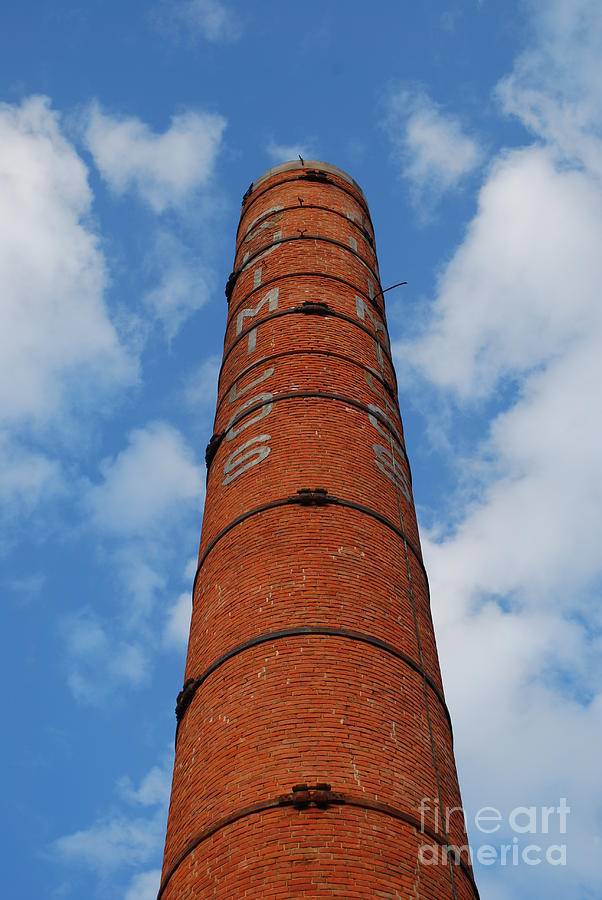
[{"xmin": 159, "ymin": 162, "xmax": 478, "ymax": 899}]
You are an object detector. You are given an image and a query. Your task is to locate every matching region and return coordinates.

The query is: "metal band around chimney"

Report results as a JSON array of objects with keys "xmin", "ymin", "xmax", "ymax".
[
  {"xmin": 192, "ymin": 491, "xmax": 427, "ymax": 602},
  {"xmin": 206, "ymin": 390, "xmax": 411, "ymax": 481},
  {"xmin": 226, "ymin": 269, "xmax": 385, "ymax": 326},
  {"xmin": 220, "ymin": 304, "xmax": 393, "ymax": 376},
  {"xmin": 215, "ymin": 348, "xmax": 397, "ymax": 419},
  {"xmin": 157, "ymin": 790, "xmax": 479, "ymax": 900},
  {"xmin": 174, "ymin": 625, "xmax": 452, "ymax": 739},
  {"xmin": 237, "ymin": 172, "xmax": 374, "ymax": 237},
  {"xmin": 240, "ymin": 202, "xmax": 375, "ymax": 251},
  {"xmin": 227, "ymin": 232, "xmax": 380, "ymax": 299}
]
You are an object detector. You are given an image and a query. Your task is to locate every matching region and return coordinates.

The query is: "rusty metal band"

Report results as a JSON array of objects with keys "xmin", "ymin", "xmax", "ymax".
[
  {"xmin": 237, "ymin": 172, "xmax": 374, "ymax": 239},
  {"xmin": 238, "ymin": 202, "xmax": 375, "ymax": 254},
  {"xmin": 208, "ymin": 391, "xmax": 410, "ymax": 484},
  {"xmin": 157, "ymin": 791, "xmax": 479, "ymax": 900},
  {"xmin": 216, "ymin": 348, "xmax": 398, "ymax": 420},
  {"xmin": 230, "ymin": 233, "xmax": 380, "ymax": 297},
  {"xmin": 238, "ymin": 179, "xmax": 374, "ymax": 243},
  {"xmin": 192, "ymin": 492, "xmax": 427, "ymax": 604},
  {"xmin": 226, "ymin": 267, "xmax": 385, "ymax": 329},
  {"xmin": 220, "ymin": 304, "xmax": 394, "ymax": 379},
  {"xmin": 175, "ymin": 625, "xmax": 451, "ymax": 737}
]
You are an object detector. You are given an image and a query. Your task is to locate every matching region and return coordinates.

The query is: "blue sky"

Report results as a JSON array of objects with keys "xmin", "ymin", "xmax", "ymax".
[{"xmin": 2, "ymin": 2, "xmax": 601, "ymax": 898}]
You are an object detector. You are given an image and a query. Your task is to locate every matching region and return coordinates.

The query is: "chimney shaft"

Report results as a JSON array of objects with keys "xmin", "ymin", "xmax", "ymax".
[{"xmin": 159, "ymin": 161, "xmax": 478, "ymax": 899}]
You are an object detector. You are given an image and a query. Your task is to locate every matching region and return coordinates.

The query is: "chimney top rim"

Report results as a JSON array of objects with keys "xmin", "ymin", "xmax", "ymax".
[{"xmin": 252, "ymin": 160, "xmax": 366, "ymax": 199}]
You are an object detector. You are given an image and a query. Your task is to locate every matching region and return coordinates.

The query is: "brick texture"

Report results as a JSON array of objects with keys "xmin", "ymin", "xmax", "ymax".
[{"xmin": 159, "ymin": 161, "xmax": 478, "ymax": 899}]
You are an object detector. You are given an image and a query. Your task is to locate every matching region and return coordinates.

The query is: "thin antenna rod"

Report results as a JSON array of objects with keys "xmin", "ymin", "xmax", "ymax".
[{"xmin": 373, "ymin": 280, "xmax": 407, "ymax": 301}]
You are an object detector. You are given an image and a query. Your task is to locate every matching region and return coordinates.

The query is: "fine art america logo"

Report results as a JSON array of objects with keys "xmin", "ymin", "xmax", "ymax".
[{"xmin": 419, "ymin": 798, "xmax": 570, "ymax": 867}]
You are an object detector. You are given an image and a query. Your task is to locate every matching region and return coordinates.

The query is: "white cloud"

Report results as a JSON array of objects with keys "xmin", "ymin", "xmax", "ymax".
[
  {"xmin": 428, "ymin": 333, "xmax": 602, "ymax": 605},
  {"xmin": 6, "ymin": 571, "xmax": 46, "ymax": 599},
  {"xmin": 164, "ymin": 591, "xmax": 192, "ymax": 650},
  {"xmin": 84, "ymin": 104, "xmax": 226, "ymax": 212},
  {"xmin": 143, "ymin": 231, "xmax": 213, "ymax": 340},
  {"xmin": 396, "ymin": 145, "xmax": 602, "ymax": 398},
  {"xmin": 54, "ymin": 759, "xmax": 171, "ymax": 888},
  {"xmin": 0, "ymin": 436, "xmax": 63, "ymax": 514},
  {"xmin": 0, "ymin": 96, "xmax": 134, "ymax": 425},
  {"xmin": 62, "ymin": 610, "xmax": 151, "ymax": 704},
  {"xmin": 180, "ymin": 0, "xmax": 241, "ymax": 42},
  {"xmin": 391, "ymin": 3, "xmax": 602, "ymax": 896},
  {"xmin": 182, "ymin": 353, "xmax": 220, "ymax": 413},
  {"xmin": 86, "ymin": 421, "xmax": 202, "ymax": 537},
  {"xmin": 497, "ymin": 0, "xmax": 602, "ymax": 179},
  {"xmin": 154, "ymin": 0, "xmax": 242, "ymax": 44},
  {"xmin": 65, "ymin": 423, "xmax": 201, "ymax": 700},
  {"xmin": 184, "ymin": 556, "xmax": 197, "ymax": 580},
  {"xmin": 435, "ymin": 600, "xmax": 602, "ymax": 896},
  {"xmin": 117, "ymin": 766, "xmax": 171, "ymax": 808},
  {"xmin": 0, "ymin": 96, "xmax": 135, "ymax": 512},
  {"xmin": 114, "ymin": 550, "xmax": 168, "ymax": 627},
  {"xmin": 54, "ymin": 813, "xmax": 163, "ymax": 872},
  {"xmin": 385, "ymin": 88, "xmax": 482, "ymax": 204},
  {"xmin": 83, "ymin": 104, "xmax": 227, "ymax": 341},
  {"xmin": 266, "ymin": 138, "xmax": 318, "ymax": 164},
  {"xmin": 164, "ymin": 558, "xmax": 196, "ymax": 652},
  {"xmin": 124, "ymin": 869, "xmax": 161, "ymax": 900}
]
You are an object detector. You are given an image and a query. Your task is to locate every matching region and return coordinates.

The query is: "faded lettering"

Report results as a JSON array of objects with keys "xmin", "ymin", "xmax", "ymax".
[
  {"xmin": 229, "ymin": 367, "xmax": 275, "ymax": 403},
  {"xmin": 373, "ymin": 443, "xmax": 411, "ymax": 502},
  {"xmin": 237, "ymin": 287, "xmax": 279, "ymax": 356},
  {"xmin": 355, "ymin": 295, "xmax": 390, "ymax": 350},
  {"xmin": 226, "ymin": 392, "xmax": 273, "ymax": 441},
  {"xmin": 223, "ymin": 435, "xmax": 271, "ymax": 485}
]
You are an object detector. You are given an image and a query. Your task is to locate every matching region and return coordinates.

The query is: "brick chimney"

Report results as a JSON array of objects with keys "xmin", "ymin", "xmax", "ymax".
[{"xmin": 159, "ymin": 160, "xmax": 478, "ymax": 899}]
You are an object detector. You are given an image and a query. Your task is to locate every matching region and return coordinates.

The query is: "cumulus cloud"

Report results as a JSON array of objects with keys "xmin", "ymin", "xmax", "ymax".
[
  {"xmin": 54, "ymin": 813, "xmax": 162, "ymax": 872},
  {"xmin": 0, "ymin": 96, "xmax": 132, "ymax": 424},
  {"xmin": 117, "ymin": 765, "xmax": 171, "ymax": 808},
  {"xmin": 61, "ymin": 609, "xmax": 151, "ymax": 704},
  {"xmin": 86, "ymin": 421, "xmax": 202, "ymax": 537},
  {"xmin": 53, "ymin": 759, "xmax": 171, "ymax": 879},
  {"xmin": 113, "ymin": 549, "xmax": 168, "ymax": 627},
  {"xmin": 124, "ymin": 869, "xmax": 161, "ymax": 900},
  {"xmin": 385, "ymin": 88, "xmax": 482, "ymax": 206},
  {"xmin": 82, "ymin": 105, "xmax": 226, "ymax": 339},
  {"xmin": 84, "ymin": 103, "xmax": 226, "ymax": 212},
  {"xmin": 143, "ymin": 231, "xmax": 214, "ymax": 340},
  {"xmin": 0, "ymin": 96, "xmax": 135, "ymax": 512},
  {"xmin": 163, "ymin": 554, "xmax": 196, "ymax": 651},
  {"xmin": 62, "ymin": 423, "xmax": 202, "ymax": 701},
  {"xmin": 266, "ymin": 138, "xmax": 319, "ymax": 164},
  {"xmin": 433, "ymin": 597, "xmax": 602, "ymax": 898},
  {"xmin": 398, "ymin": 146, "xmax": 602, "ymax": 398},
  {"xmin": 0, "ymin": 436, "xmax": 63, "ymax": 515},
  {"xmin": 164, "ymin": 591, "xmax": 192, "ymax": 650},
  {"xmin": 182, "ymin": 353, "xmax": 220, "ymax": 413},
  {"xmin": 391, "ymin": 3, "xmax": 602, "ymax": 896},
  {"xmin": 153, "ymin": 0, "xmax": 242, "ymax": 44},
  {"xmin": 497, "ymin": 0, "xmax": 602, "ymax": 179}
]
